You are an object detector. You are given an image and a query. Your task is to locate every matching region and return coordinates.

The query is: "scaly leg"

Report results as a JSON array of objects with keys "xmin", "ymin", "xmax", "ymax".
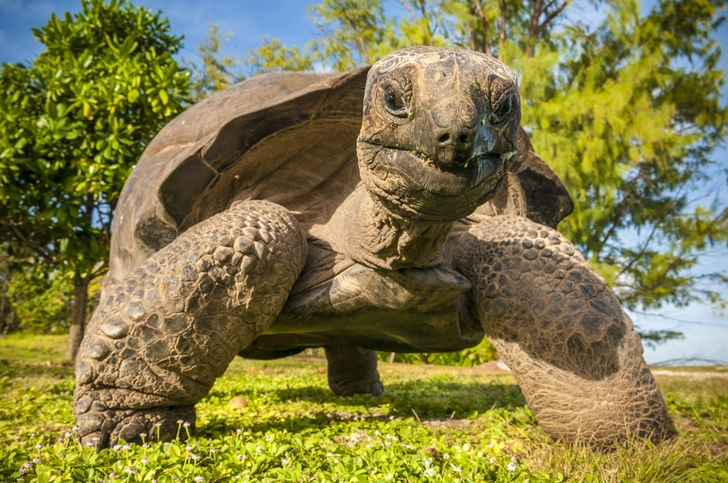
[
  {"xmin": 454, "ymin": 215, "xmax": 669, "ymax": 445},
  {"xmin": 325, "ymin": 341, "xmax": 383, "ymax": 396},
  {"xmin": 73, "ymin": 200, "xmax": 307, "ymax": 447}
]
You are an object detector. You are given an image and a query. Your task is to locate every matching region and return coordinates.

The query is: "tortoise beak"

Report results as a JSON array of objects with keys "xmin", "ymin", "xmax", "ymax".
[
  {"xmin": 433, "ymin": 123, "xmax": 500, "ymax": 171},
  {"xmin": 427, "ymin": 101, "xmax": 500, "ymax": 170}
]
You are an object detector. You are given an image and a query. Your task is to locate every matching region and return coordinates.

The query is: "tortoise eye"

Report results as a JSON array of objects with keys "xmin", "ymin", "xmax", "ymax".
[
  {"xmin": 382, "ymin": 84, "xmax": 409, "ymax": 118},
  {"xmin": 491, "ymin": 96, "xmax": 513, "ymax": 123}
]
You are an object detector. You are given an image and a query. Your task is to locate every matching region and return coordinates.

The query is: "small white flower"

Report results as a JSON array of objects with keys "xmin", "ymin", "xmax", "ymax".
[
  {"xmin": 327, "ymin": 452, "xmax": 334, "ymax": 457},
  {"xmin": 489, "ymin": 457, "xmax": 497, "ymax": 464},
  {"xmin": 183, "ymin": 422, "xmax": 191, "ymax": 428},
  {"xmin": 32, "ymin": 457, "xmax": 41, "ymax": 464},
  {"xmin": 334, "ymin": 459, "xmax": 339, "ymax": 464},
  {"xmin": 91, "ymin": 437, "xmax": 100, "ymax": 442},
  {"xmin": 443, "ymin": 454, "xmax": 450, "ymax": 460},
  {"xmin": 192, "ymin": 454, "xmax": 201, "ymax": 461},
  {"xmin": 384, "ymin": 441, "xmax": 391, "ymax": 446},
  {"xmin": 282, "ymin": 458, "xmax": 289, "ymax": 465},
  {"xmin": 122, "ymin": 444, "xmax": 131, "ymax": 450},
  {"xmin": 265, "ymin": 436, "xmax": 272, "ymax": 442},
  {"xmin": 185, "ymin": 445, "xmax": 194, "ymax": 451},
  {"xmin": 34, "ymin": 443, "xmax": 43, "ymax": 449},
  {"xmin": 236, "ymin": 429, "xmax": 242, "ymax": 433},
  {"xmin": 108, "ymin": 472, "xmax": 117, "ymax": 479},
  {"xmin": 210, "ymin": 448, "xmax": 217, "ymax": 453},
  {"xmin": 143, "ymin": 443, "xmax": 150, "ymax": 448},
  {"xmin": 113, "ymin": 444, "xmax": 122, "ymax": 451},
  {"xmin": 374, "ymin": 430, "xmax": 381, "ymax": 436},
  {"xmin": 14, "ymin": 436, "xmax": 21, "ymax": 441},
  {"xmin": 85, "ymin": 441, "xmax": 94, "ymax": 447},
  {"xmin": 141, "ymin": 457, "xmax": 149, "ymax": 464},
  {"xmin": 488, "ymin": 442, "xmax": 494, "ymax": 448},
  {"xmin": 256, "ymin": 446, "xmax": 263, "ymax": 453},
  {"xmin": 507, "ymin": 462, "xmax": 517, "ymax": 471},
  {"xmin": 72, "ymin": 426, "xmax": 79, "ymax": 431},
  {"xmin": 511, "ymin": 455, "xmax": 518, "ymax": 463},
  {"xmin": 237, "ymin": 454, "xmax": 244, "ymax": 461},
  {"xmin": 139, "ymin": 433, "xmax": 147, "ymax": 438},
  {"xmin": 194, "ymin": 477, "xmax": 205, "ymax": 483},
  {"xmin": 177, "ymin": 420, "xmax": 184, "ymax": 424}
]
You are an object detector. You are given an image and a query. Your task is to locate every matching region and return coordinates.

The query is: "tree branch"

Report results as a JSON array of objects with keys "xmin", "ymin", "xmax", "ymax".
[
  {"xmin": 471, "ymin": 0, "xmax": 492, "ymax": 55},
  {"xmin": 525, "ymin": 0, "xmax": 543, "ymax": 58},
  {"xmin": 535, "ymin": 1, "xmax": 569, "ymax": 35},
  {"xmin": 0, "ymin": 218, "xmax": 54, "ymax": 263},
  {"xmin": 498, "ymin": 0, "xmax": 506, "ymax": 54},
  {"xmin": 397, "ymin": 0, "xmax": 418, "ymax": 21}
]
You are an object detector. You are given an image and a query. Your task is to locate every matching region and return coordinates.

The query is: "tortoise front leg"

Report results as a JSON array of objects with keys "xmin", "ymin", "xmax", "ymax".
[
  {"xmin": 454, "ymin": 215, "xmax": 669, "ymax": 445},
  {"xmin": 73, "ymin": 200, "xmax": 307, "ymax": 448}
]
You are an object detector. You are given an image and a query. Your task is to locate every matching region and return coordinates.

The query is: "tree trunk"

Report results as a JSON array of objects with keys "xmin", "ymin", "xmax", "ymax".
[{"xmin": 66, "ymin": 276, "xmax": 90, "ymax": 361}]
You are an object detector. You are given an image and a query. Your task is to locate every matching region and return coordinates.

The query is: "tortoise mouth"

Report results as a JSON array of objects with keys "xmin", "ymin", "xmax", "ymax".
[
  {"xmin": 366, "ymin": 142, "xmax": 509, "ymax": 196},
  {"xmin": 357, "ymin": 141, "xmax": 512, "ymax": 220}
]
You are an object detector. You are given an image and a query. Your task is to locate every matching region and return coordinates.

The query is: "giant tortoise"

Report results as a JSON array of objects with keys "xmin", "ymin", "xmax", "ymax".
[{"xmin": 73, "ymin": 46, "xmax": 668, "ymax": 447}]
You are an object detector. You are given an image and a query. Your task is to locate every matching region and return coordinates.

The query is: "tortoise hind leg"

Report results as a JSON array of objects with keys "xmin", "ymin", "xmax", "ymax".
[
  {"xmin": 73, "ymin": 200, "xmax": 307, "ymax": 448},
  {"xmin": 454, "ymin": 215, "xmax": 669, "ymax": 445},
  {"xmin": 326, "ymin": 341, "xmax": 383, "ymax": 396}
]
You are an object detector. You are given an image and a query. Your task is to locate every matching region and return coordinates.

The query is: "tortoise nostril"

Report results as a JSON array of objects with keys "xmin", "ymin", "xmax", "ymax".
[
  {"xmin": 438, "ymin": 133, "xmax": 450, "ymax": 144},
  {"xmin": 459, "ymin": 134, "xmax": 470, "ymax": 144}
]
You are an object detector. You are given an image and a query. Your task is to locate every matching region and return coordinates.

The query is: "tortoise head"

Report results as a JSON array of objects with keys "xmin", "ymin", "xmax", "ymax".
[{"xmin": 357, "ymin": 46, "xmax": 521, "ymax": 221}]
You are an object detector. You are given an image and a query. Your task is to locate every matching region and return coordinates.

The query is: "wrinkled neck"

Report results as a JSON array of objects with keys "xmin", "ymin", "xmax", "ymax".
[{"xmin": 328, "ymin": 185, "xmax": 453, "ymax": 270}]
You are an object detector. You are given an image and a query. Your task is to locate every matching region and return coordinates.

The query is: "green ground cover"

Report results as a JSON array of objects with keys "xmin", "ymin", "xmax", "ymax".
[{"xmin": 0, "ymin": 334, "xmax": 726, "ymax": 482}]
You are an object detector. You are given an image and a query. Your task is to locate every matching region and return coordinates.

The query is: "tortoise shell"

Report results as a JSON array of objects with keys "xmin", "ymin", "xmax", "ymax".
[{"xmin": 106, "ymin": 65, "xmax": 573, "ymax": 290}]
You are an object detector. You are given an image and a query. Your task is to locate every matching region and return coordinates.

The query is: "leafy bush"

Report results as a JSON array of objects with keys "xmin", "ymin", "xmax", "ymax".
[{"xmin": 379, "ymin": 337, "xmax": 498, "ymax": 366}]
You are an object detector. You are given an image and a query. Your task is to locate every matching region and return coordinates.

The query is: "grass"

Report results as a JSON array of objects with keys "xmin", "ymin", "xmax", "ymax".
[{"xmin": 0, "ymin": 334, "xmax": 727, "ymax": 482}]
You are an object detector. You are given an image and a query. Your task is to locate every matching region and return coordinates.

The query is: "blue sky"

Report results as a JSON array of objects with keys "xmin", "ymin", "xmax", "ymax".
[{"xmin": 1, "ymin": 0, "xmax": 726, "ymax": 364}]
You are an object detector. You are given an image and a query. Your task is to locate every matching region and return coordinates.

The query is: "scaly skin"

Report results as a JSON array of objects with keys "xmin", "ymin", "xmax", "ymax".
[
  {"xmin": 73, "ymin": 200, "xmax": 307, "ymax": 447},
  {"xmin": 454, "ymin": 215, "xmax": 669, "ymax": 445},
  {"xmin": 325, "ymin": 341, "xmax": 383, "ymax": 397}
]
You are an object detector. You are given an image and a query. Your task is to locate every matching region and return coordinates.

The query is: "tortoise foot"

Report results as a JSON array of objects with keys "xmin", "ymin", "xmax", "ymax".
[
  {"xmin": 75, "ymin": 405, "xmax": 195, "ymax": 449},
  {"xmin": 331, "ymin": 377, "xmax": 384, "ymax": 397}
]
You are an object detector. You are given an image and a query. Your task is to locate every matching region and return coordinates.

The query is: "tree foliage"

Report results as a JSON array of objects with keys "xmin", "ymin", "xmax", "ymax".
[
  {"xmin": 186, "ymin": 23, "xmax": 240, "ymax": 102},
  {"xmin": 247, "ymin": 0, "xmax": 728, "ymax": 318},
  {"xmin": 0, "ymin": 0, "xmax": 190, "ymax": 358}
]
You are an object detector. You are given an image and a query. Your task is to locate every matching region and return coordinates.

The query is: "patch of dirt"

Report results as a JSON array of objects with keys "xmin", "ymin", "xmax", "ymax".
[
  {"xmin": 651, "ymin": 370, "xmax": 728, "ymax": 381},
  {"xmin": 422, "ymin": 417, "xmax": 474, "ymax": 429}
]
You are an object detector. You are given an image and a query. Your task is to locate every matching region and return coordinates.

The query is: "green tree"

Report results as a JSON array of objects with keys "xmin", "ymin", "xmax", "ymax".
[
  {"xmin": 0, "ymin": 0, "xmax": 190, "ymax": 360},
  {"xmin": 186, "ymin": 23, "xmax": 241, "ymax": 102},
  {"xmin": 249, "ymin": 0, "xmax": 728, "ymax": 336}
]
